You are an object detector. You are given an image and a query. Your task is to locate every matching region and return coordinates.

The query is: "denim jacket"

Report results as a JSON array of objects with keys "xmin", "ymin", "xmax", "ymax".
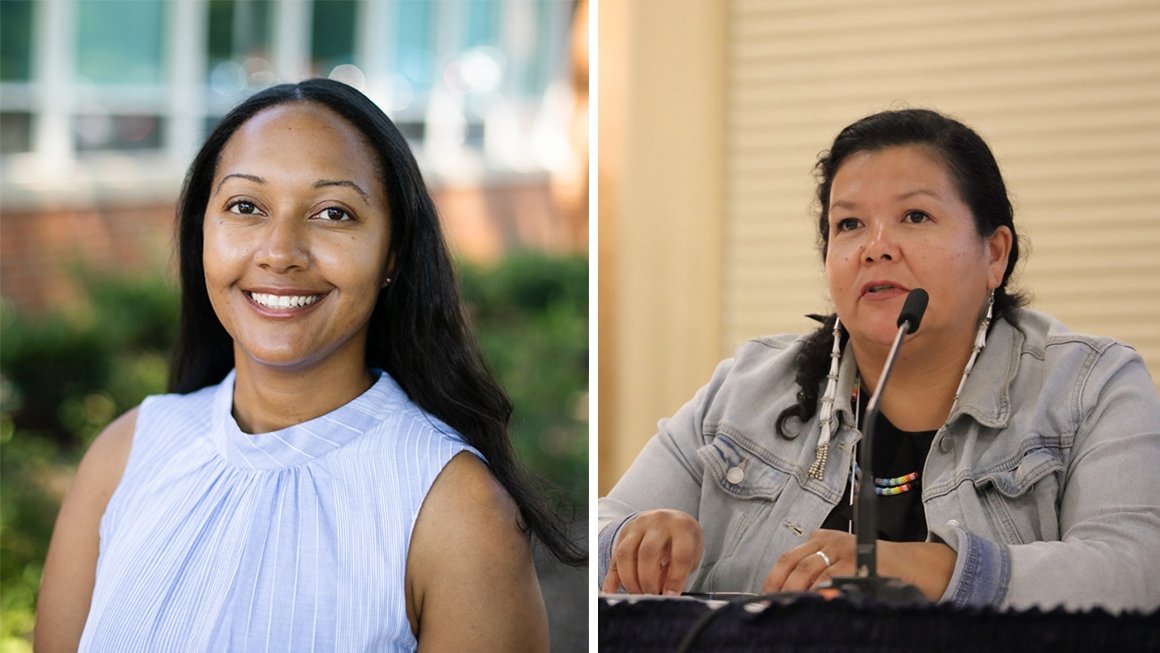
[{"xmin": 598, "ymin": 309, "xmax": 1160, "ymax": 612}]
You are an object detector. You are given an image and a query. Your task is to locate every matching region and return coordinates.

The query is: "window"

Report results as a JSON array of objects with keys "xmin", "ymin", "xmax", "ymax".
[
  {"xmin": 206, "ymin": 0, "xmax": 275, "ymax": 118},
  {"xmin": 1, "ymin": 0, "xmax": 576, "ymax": 198},
  {"xmin": 0, "ymin": 0, "xmax": 35, "ymax": 154},
  {"xmin": 311, "ymin": 0, "xmax": 357, "ymax": 76},
  {"xmin": 0, "ymin": 0, "xmax": 33, "ymax": 82},
  {"xmin": 75, "ymin": 0, "xmax": 168, "ymax": 85}
]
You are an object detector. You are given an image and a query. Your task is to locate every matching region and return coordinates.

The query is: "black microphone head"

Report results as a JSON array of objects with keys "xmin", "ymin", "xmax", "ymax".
[{"xmin": 897, "ymin": 288, "xmax": 929, "ymax": 334}]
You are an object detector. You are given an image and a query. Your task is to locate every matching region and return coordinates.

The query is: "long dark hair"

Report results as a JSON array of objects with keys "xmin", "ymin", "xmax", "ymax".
[
  {"xmin": 170, "ymin": 78, "xmax": 584, "ymax": 565},
  {"xmin": 775, "ymin": 108, "xmax": 1028, "ymax": 437}
]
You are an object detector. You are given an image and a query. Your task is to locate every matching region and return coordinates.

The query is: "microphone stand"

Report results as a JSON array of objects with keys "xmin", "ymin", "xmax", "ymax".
[{"xmin": 829, "ymin": 292, "xmax": 927, "ymax": 604}]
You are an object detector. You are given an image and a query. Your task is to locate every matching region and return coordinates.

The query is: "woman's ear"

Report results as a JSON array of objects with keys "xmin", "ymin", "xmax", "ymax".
[
  {"xmin": 382, "ymin": 253, "xmax": 397, "ymax": 288},
  {"xmin": 985, "ymin": 226, "xmax": 1013, "ymax": 288}
]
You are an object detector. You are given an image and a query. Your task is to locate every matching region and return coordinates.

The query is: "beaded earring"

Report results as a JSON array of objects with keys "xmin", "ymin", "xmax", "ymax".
[
  {"xmin": 807, "ymin": 289, "xmax": 995, "ymax": 481},
  {"xmin": 808, "ymin": 316, "xmax": 843, "ymax": 481},
  {"xmin": 949, "ymin": 288, "xmax": 994, "ymax": 415}
]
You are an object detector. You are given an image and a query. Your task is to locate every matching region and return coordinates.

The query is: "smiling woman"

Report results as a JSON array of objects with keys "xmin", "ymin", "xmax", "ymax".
[
  {"xmin": 202, "ymin": 104, "xmax": 394, "ymax": 422},
  {"xmin": 35, "ymin": 79, "xmax": 582, "ymax": 652}
]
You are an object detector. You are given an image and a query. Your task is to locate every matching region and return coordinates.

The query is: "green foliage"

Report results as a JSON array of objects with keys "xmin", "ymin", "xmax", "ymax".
[
  {"xmin": 0, "ymin": 274, "xmax": 179, "ymax": 445},
  {"xmin": 459, "ymin": 252, "xmax": 589, "ymax": 504},
  {"xmin": 0, "ymin": 253, "xmax": 588, "ymax": 643},
  {"xmin": 0, "ymin": 273, "xmax": 177, "ymax": 643},
  {"xmin": 0, "ymin": 419, "xmax": 58, "ymax": 651}
]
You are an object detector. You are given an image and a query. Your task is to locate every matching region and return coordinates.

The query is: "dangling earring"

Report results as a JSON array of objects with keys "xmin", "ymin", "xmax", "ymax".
[
  {"xmin": 809, "ymin": 315, "xmax": 843, "ymax": 480},
  {"xmin": 950, "ymin": 289, "xmax": 994, "ymax": 415}
]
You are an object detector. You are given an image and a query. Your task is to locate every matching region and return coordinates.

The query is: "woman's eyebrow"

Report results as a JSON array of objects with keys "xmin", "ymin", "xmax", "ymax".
[
  {"xmin": 212, "ymin": 174, "xmax": 371, "ymax": 204},
  {"xmin": 896, "ymin": 188, "xmax": 942, "ymax": 201},
  {"xmin": 214, "ymin": 173, "xmax": 264, "ymax": 195},
  {"xmin": 314, "ymin": 179, "xmax": 371, "ymax": 203},
  {"xmin": 831, "ymin": 188, "xmax": 942, "ymax": 212}
]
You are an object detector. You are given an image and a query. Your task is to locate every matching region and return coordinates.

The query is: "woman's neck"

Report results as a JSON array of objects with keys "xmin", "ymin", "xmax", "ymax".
[
  {"xmin": 230, "ymin": 358, "xmax": 374, "ymax": 434},
  {"xmin": 852, "ymin": 334, "xmax": 973, "ymax": 432}
]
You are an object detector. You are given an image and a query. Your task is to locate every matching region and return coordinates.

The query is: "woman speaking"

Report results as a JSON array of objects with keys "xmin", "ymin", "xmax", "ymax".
[{"xmin": 599, "ymin": 109, "xmax": 1160, "ymax": 612}]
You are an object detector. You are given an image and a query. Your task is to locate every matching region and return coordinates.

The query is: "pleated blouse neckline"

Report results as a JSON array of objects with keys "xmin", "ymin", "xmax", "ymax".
[{"xmin": 210, "ymin": 369, "xmax": 399, "ymax": 470}]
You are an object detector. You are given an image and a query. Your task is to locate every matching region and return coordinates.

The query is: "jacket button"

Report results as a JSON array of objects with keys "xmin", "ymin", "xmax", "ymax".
[
  {"xmin": 726, "ymin": 466, "xmax": 745, "ymax": 484},
  {"xmin": 939, "ymin": 437, "xmax": 953, "ymax": 453}
]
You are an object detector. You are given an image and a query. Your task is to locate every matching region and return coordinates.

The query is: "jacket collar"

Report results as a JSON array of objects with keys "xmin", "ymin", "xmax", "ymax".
[
  {"xmin": 947, "ymin": 315, "xmax": 1021, "ymax": 429},
  {"xmin": 830, "ymin": 315, "xmax": 1021, "ymax": 431}
]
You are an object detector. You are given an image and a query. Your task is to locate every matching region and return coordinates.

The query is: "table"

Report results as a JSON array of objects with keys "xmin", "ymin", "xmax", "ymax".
[{"xmin": 598, "ymin": 593, "xmax": 1160, "ymax": 652}]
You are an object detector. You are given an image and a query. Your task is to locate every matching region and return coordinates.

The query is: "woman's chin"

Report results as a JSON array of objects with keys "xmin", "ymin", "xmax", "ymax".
[{"xmin": 844, "ymin": 318, "xmax": 903, "ymax": 350}]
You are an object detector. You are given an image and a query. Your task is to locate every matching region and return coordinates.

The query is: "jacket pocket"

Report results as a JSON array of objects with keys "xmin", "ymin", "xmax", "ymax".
[
  {"xmin": 973, "ymin": 446, "xmax": 1063, "ymax": 543},
  {"xmin": 698, "ymin": 434, "xmax": 794, "ymax": 501},
  {"xmin": 695, "ymin": 435, "xmax": 794, "ymax": 563}
]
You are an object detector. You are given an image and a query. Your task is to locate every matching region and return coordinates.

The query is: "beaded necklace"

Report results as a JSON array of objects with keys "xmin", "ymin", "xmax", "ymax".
[
  {"xmin": 809, "ymin": 290, "xmax": 994, "ymax": 484},
  {"xmin": 848, "ymin": 377, "xmax": 923, "ymax": 496}
]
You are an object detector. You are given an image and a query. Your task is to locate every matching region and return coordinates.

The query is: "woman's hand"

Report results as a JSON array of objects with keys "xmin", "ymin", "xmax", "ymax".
[
  {"xmin": 602, "ymin": 509, "xmax": 704, "ymax": 595},
  {"xmin": 762, "ymin": 529, "xmax": 956, "ymax": 601}
]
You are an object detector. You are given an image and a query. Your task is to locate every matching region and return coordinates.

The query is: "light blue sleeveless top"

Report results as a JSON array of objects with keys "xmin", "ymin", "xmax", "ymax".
[{"xmin": 79, "ymin": 370, "xmax": 479, "ymax": 652}]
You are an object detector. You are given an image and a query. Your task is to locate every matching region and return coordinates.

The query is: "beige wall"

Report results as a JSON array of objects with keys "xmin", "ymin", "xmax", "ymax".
[
  {"xmin": 599, "ymin": 0, "xmax": 1160, "ymax": 494},
  {"xmin": 597, "ymin": 0, "xmax": 727, "ymax": 494}
]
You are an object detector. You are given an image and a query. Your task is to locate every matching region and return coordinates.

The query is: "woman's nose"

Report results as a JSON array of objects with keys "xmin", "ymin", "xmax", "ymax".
[
  {"xmin": 254, "ymin": 217, "xmax": 309, "ymax": 272},
  {"xmin": 862, "ymin": 221, "xmax": 898, "ymax": 263}
]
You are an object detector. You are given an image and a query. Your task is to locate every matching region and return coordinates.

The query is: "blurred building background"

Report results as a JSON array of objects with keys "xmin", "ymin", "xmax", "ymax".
[
  {"xmin": 599, "ymin": 0, "xmax": 1160, "ymax": 492},
  {"xmin": 1, "ymin": 0, "xmax": 587, "ymax": 313},
  {"xmin": 0, "ymin": 1, "xmax": 588, "ymax": 649}
]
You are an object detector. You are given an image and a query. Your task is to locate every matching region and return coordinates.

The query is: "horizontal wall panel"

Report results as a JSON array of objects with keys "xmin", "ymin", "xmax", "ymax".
[{"xmin": 726, "ymin": 0, "xmax": 1160, "ymax": 389}]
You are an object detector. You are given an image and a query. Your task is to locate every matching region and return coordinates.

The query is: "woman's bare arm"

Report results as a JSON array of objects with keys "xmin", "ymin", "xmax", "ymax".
[
  {"xmin": 35, "ymin": 408, "xmax": 136, "ymax": 652},
  {"xmin": 406, "ymin": 452, "xmax": 549, "ymax": 652}
]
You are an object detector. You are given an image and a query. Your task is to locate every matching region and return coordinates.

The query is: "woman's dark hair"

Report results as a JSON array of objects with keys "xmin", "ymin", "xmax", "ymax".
[
  {"xmin": 170, "ymin": 78, "xmax": 583, "ymax": 565},
  {"xmin": 776, "ymin": 108, "xmax": 1027, "ymax": 437}
]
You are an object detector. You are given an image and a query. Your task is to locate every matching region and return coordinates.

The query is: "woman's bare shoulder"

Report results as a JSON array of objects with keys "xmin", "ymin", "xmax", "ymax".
[
  {"xmin": 406, "ymin": 451, "xmax": 548, "ymax": 652},
  {"xmin": 34, "ymin": 406, "xmax": 138, "ymax": 652},
  {"xmin": 78, "ymin": 406, "xmax": 138, "ymax": 500}
]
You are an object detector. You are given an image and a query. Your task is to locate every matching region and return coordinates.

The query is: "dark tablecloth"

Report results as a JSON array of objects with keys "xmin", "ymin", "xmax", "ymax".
[{"xmin": 598, "ymin": 594, "xmax": 1160, "ymax": 652}]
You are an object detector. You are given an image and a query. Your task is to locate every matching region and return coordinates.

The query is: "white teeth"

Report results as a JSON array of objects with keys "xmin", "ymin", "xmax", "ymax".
[{"xmin": 249, "ymin": 292, "xmax": 321, "ymax": 309}]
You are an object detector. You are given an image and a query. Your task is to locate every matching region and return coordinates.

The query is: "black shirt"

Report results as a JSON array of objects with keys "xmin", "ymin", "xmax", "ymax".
[{"xmin": 820, "ymin": 408, "xmax": 937, "ymax": 542}]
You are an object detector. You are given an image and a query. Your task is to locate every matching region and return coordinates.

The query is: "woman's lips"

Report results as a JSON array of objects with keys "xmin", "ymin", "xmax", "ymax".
[
  {"xmin": 244, "ymin": 290, "xmax": 327, "ymax": 315},
  {"xmin": 860, "ymin": 281, "xmax": 910, "ymax": 299},
  {"xmin": 248, "ymin": 292, "xmax": 323, "ymax": 309}
]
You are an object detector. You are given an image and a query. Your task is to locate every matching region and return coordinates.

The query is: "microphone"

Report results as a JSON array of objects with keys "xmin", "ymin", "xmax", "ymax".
[
  {"xmin": 829, "ymin": 288, "xmax": 928, "ymax": 604},
  {"xmin": 897, "ymin": 288, "xmax": 928, "ymax": 334}
]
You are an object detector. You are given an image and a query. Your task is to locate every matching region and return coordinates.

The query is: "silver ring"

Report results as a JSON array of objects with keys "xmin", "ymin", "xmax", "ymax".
[{"xmin": 813, "ymin": 550, "xmax": 832, "ymax": 568}]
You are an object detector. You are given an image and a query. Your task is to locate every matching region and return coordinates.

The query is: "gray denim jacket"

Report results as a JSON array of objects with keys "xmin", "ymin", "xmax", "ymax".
[{"xmin": 599, "ymin": 309, "xmax": 1160, "ymax": 612}]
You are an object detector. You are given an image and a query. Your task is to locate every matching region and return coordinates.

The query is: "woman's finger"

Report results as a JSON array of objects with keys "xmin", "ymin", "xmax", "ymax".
[
  {"xmin": 635, "ymin": 528, "xmax": 671, "ymax": 594},
  {"xmin": 764, "ymin": 529, "xmax": 851, "ymax": 593},
  {"xmin": 779, "ymin": 547, "xmax": 832, "ymax": 593},
  {"xmin": 661, "ymin": 529, "xmax": 702, "ymax": 596},
  {"xmin": 611, "ymin": 528, "xmax": 644, "ymax": 594},
  {"xmin": 764, "ymin": 541, "xmax": 813, "ymax": 593},
  {"xmin": 601, "ymin": 560, "xmax": 622, "ymax": 593}
]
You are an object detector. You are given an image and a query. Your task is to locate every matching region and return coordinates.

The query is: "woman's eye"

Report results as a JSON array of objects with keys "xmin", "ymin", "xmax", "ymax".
[
  {"xmin": 904, "ymin": 210, "xmax": 930, "ymax": 224},
  {"xmin": 315, "ymin": 207, "xmax": 353, "ymax": 222},
  {"xmin": 228, "ymin": 200, "xmax": 259, "ymax": 215},
  {"xmin": 835, "ymin": 218, "xmax": 860, "ymax": 232}
]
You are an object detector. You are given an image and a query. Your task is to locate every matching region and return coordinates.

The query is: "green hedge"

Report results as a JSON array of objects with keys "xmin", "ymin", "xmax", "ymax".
[{"xmin": 0, "ymin": 252, "xmax": 588, "ymax": 646}]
